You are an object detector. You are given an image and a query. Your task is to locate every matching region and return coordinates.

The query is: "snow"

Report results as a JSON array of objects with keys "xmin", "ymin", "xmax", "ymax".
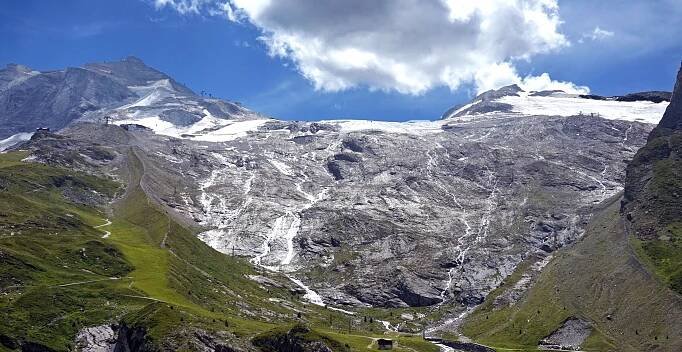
[
  {"xmin": 270, "ymin": 159, "xmax": 294, "ymax": 176},
  {"xmin": 192, "ymin": 119, "xmax": 271, "ymax": 142},
  {"xmin": 433, "ymin": 343, "xmax": 455, "ymax": 352},
  {"xmin": 127, "ymin": 79, "xmax": 174, "ymax": 97},
  {"xmin": 0, "ymin": 132, "xmax": 34, "ymax": 152},
  {"xmin": 251, "ymin": 214, "xmax": 302, "ymax": 267},
  {"xmin": 377, "ymin": 320, "xmax": 399, "ymax": 332},
  {"xmin": 287, "ymin": 276, "xmax": 325, "ymax": 306},
  {"xmin": 328, "ymin": 306, "xmax": 356, "ymax": 315},
  {"xmin": 447, "ymin": 100, "xmax": 478, "ymax": 118},
  {"xmin": 114, "ymin": 110, "xmax": 270, "ymax": 142},
  {"xmin": 495, "ymin": 92, "xmax": 668, "ymax": 124},
  {"xmin": 322, "ymin": 119, "xmax": 445, "ymax": 135}
]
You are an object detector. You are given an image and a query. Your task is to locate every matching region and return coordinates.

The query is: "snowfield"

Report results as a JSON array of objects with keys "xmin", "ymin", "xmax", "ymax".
[
  {"xmin": 454, "ymin": 91, "xmax": 669, "ymax": 124},
  {"xmin": 114, "ymin": 112, "xmax": 271, "ymax": 142},
  {"xmin": 323, "ymin": 119, "xmax": 445, "ymax": 135},
  {"xmin": 498, "ymin": 93, "xmax": 668, "ymax": 124}
]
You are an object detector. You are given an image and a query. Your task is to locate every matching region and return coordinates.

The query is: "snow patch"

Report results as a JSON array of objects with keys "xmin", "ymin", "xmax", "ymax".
[
  {"xmin": 192, "ymin": 119, "xmax": 271, "ymax": 142},
  {"xmin": 323, "ymin": 119, "xmax": 445, "ymax": 135},
  {"xmin": 0, "ymin": 132, "xmax": 34, "ymax": 152},
  {"xmin": 287, "ymin": 276, "xmax": 325, "ymax": 306},
  {"xmin": 270, "ymin": 159, "xmax": 294, "ymax": 176}
]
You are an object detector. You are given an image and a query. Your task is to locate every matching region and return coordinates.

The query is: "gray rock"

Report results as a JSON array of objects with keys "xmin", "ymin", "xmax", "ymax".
[
  {"xmin": 539, "ymin": 318, "xmax": 592, "ymax": 350},
  {"xmin": 75, "ymin": 325, "xmax": 116, "ymax": 352}
]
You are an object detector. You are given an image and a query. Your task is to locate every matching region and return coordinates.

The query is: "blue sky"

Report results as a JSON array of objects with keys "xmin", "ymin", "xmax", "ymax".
[{"xmin": 1, "ymin": 0, "xmax": 680, "ymax": 121}]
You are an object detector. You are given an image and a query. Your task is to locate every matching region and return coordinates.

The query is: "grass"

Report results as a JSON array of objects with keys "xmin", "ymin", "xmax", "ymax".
[
  {"xmin": 461, "ymin": 197, "xmax": 681, "ymax": 351},
  {"xmin": 0, "ymin": 151, "xmax": 141, "ymax": 350},
  {"xmin": 627, "ymin": 130, "xmax": 682, "ymax": 294},
  {"xmin": 632, "ymin": 223, "xmax": 682, "ymax": 293}
]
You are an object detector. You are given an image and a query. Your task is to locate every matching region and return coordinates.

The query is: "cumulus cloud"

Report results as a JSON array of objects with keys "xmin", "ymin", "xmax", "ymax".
[
  {"xmin": 474, "ymin": 62, "xmax": 589, "ymax": 94},
  {"xmin": 155, "ymin": 0, "xmax": 589, "ymax": 94}
]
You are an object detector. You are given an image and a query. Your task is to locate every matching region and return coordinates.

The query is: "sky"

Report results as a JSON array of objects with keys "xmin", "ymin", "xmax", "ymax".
[{"xmin": 1, "ymin": 0, "xmax": 681, "ymax": 121}]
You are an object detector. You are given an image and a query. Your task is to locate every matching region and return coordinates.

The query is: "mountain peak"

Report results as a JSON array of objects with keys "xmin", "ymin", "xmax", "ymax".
[
  {"xmin": 3, "ymin": 63, "xmax": 35, "ymax": 74},
  {"xmin": 122, "ymin": 55, "xmax": 145, "ymax": 64},
  {"xmin": 657, "ymin": 61, "xmax": 682, "ymax": 130}
]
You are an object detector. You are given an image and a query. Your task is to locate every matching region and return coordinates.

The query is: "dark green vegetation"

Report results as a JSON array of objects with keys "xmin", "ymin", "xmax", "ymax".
[
  {"xmin": 0, "ymin": 150, "xmax": 441, "ymax": 351},
  {"xmin": 253, "ymin": 324, "xmax": 351, "ymax": 352},
  {"xmin": 461, "ymin": 196, "xmax": 682, "ymax": 351}
]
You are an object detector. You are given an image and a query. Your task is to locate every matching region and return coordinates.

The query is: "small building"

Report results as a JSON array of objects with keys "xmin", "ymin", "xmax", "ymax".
[
  {"xmin": 36, "ymin": 127, "xmax": 50, "ymax": 132},
  {"xmin": 377, "ymin": 338, "xmax": 393, "ymax": 350}
]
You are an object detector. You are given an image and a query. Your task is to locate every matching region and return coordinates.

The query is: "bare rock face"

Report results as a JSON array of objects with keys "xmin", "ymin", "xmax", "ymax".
[
  {"xmin": 75, "ymin": 325, "xmax": 117, "ymax": 352},
  {"xmin": 656, "ymin": 62, "xmax": 682, "ymax": 131},
  {"xmin": 539, "ymin": 318, "xmax": 592, "ymax": 351}
]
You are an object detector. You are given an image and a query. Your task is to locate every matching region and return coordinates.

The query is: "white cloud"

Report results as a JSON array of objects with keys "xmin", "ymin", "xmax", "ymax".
[
  {"xmin": 155, "ymin": 0, "xmax": 589, "ymax": 95},
  {"xmin": 474, "ymin": 62, "xmax": 589, "ymax": 94},
  {"xmin": 580, "ymin": 26, "xmax": 615, "ymax": 42},
  {"xmin": 154, "ymin": 0, "xmax": 203, "ymax": 14},
  {"xmin": 154, "ymin": 0, "xmax": 236, "ymax": 18}
]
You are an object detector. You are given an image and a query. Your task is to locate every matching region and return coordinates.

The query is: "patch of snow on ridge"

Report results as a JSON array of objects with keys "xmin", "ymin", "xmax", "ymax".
[
  {"xmin": 114, "ymin": 109, "xmax": 270, "ymax": 141},
  {"xmin": 120, "ymin": 79, "xmax": 175, "ymax": 109},
  {"xmin": 324, "ymin": 119, "xmax": 445, "ymax": 134},
  {"xmin": 0, "ymin": 132, "xmax": 34, "ymax": 152},
  {"xmin": 193, "ymin": 119, "xmax": 271, "ymax": 142},
  {"xmin": 497, "ymin": 92, "xmax": 668, "ymax": 124}
]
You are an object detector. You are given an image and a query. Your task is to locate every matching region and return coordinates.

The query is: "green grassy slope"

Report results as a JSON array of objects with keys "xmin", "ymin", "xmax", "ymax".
[
  {"xmin": 0, "ymin": 150, "xmax": 440, "ymax": 352},
  {"xmin": 460, "ymin": 196, "xmax": 682, "ymax": 351},
  {"xmin": 0, "ymin": 151, "xmax": 141, "ymax": 350}
]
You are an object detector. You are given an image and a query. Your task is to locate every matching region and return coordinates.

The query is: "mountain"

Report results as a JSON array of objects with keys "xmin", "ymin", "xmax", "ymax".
[
  {"xmin": 0, "ymin": 57, "xmax": 680, "ymax": 351},
  {"xmin": 0, "ymin": 57, "xmax": 261, "ymax": 140}
]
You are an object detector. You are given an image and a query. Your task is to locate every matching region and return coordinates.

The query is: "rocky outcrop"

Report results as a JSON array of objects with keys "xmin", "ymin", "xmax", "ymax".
[
  {"xmin": 251, "ymin": 325, "xmax": 345, "ymax": 352},
  {"xmin": 539, "ymin": 318, "xmax": 591, "ymax": 351},
  {"xmin": 112, "ymin": 325, "xmax": 149, "ymax": 352},
  {"xmin": 443, "ymin": 84, "xmax": 521, "ymax": 118},
  {"xmin": 76, "ymin": 325, "xmax": 117, "ymax": 352},
  {"xmin": 616, "ymin": 91, "xmax": 672, "ymax": 103}
]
